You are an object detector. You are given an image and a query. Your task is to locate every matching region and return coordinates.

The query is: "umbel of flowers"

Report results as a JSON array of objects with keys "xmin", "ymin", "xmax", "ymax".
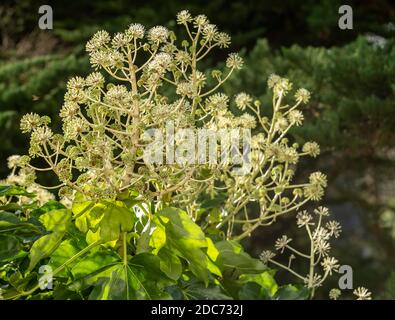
[
  {"xmin": 10, "ymin": 11, "xmax": 326, "ymax": 241},
  {"xmin": 2, "ymin": 10, "xmax": 372, "ymax": 299}
]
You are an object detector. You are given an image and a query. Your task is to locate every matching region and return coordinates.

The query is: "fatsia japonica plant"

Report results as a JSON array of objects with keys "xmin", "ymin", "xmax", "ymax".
[{"xmin": 0, "ymin": 11, "xmax": 371, "ymax": 300}]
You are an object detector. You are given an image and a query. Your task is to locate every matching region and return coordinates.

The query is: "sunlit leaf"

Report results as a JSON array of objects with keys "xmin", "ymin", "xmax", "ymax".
[
  {"xmin": 28, "ymin": 209, "xmax": 72, "ymax": 271},
  {"xmin": 0, "ymin": 185, "xmax": 35, "ymax": 198},
  {"xmin": 99, "ymin": 201, "xmax": 135, "ymax": 242},
  {"xmin": 239, "ymin": 271, "xmax": 278, "ymax": 299},
  {"xmin": 216, "ymin": 240, "xmax": 266, "ymax": 275}
]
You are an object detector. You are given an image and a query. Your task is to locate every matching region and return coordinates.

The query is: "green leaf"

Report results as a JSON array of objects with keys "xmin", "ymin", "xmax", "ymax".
[
  {"xmin": 170, "ymin": 276, "xmax": 232, "ymax": 300},
  {"xmin": 274, "ymin": 285, "xmax": 309, "ymax": 300},
  {"xmin": 71, "ymin": 250, "xmax": 120, "ymax": 279},
  {"xmin": 88, "ymin": 264, "xmax": 138, "ymax": 300},
  {"xmin": 136, "ymin": 220, "xmax": 153, "ymax": 254},
  {"xmin": 73, "ymin": 194, "xmax": 135, "ymax": 243},
  {"xmin": 0, "ymin": 211, "xmax": 41, "ymax": 236},
  {"xmin": 99, "ymin": 201, "xmax": 135, "ymax": 242},
  {"xmin": 76, "ymin": 205, "xmax": 106, "ymax": 233},
  {"xmin": 0, "ymin": 235, "xmax": 24, "ymax": 261},
  {"xmin": 28, "ymin": 232, "xmax": 64, "ymax": 271},
  {"xmin": 30, "ymin": 201, "xmax": 66, "ymax": 218},
  {"xmin": 130, "ymin": 253, "xmax": 174, "ymax": 288},
  {"xmin": 72, "ymin": 193, "xmax": 98, "ymax": 233},
  {"xmin": 0, "ymin": 185, "xmax": 35, "ymax": 198},
  {"xmin": 239, "ymin": 271, "xmax": 278, "ymax": 299},
  {"xmin": 149, "ymin": 220, "xmax": 166, "ymax": 254},
  {"xmin": 205, "ymin": 237, "xmax": 222, "ymax": 277},
  {"xmin": 67, "ymin": 264, "xmax": 119, "ymax": 292},
  {"xmin": 215, "ymin": 240, "xmax": 266, "ymax": 275},
  {"xmin": 157, "ymin": 248, "xmax": 182, "ymax": 281},
  {"xmin": 0, "ymin": 212, "xmax": 41, "ymax": 244},
  {"xmin": 89, "ymin": 254, "xmax": 172, "ymax": 300},
  {"xmin": 39, "ymin": 209, "xmax": 72, "ymax": 232},
  {"xmin": 28, "ymin": 209, "xmax": 72, "ymax": 271},
  {"xmin": 71, "ymin": 192, "xmax": 95, "ymax": 217},
  {"xmin": 238, "ymin": 282, "xmax": 264, "ymax": 299},
  {"xmin": 185, "ymin": 285, "xmax": 233, "ymax": 300},
  {"xmin": 0, "ymin": 211, "xmax": 23, "ymax": 227},
  {"xmin": 48, "ymin": 239, "xmax": 81, "ymax": 277},
  {"xmin": 155, "ymin": 207, "xmax": 216, "ymax": 285}
]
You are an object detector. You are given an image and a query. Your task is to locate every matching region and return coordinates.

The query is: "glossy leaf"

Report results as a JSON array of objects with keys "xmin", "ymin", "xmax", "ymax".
[
  {"xmin": 0, "ymin": 185, "xmax": 35, "ymax": 198},
  {"xmin": 98, "ymin": 201, "xmax": 135, "ymax": 242},
  {"xmin": 155, "ymin": 207, "xmax": 218, "ymax": 284},
  {"xmin": 239, "ymin": 271, "xmax": 278, "ymax": 299},
  {"xmin": 0, "ymin": 211, "xmax": 41, "ymax": 236},
  {"xmin": 215, "ymin": 240, "xmax": 266, "ymax": 275},
  {"xmin": 274, "ymin": 284, "xmax": 309, "ymax": 300},
  {"xmin": 157, "ymin": 248, "xmax": 182, "ymax": 281},
  {"xmin": 49, "ymin": 239, "xmax": 81, "ymax": 277},
  {"xmin": 88, "ymin": 254, "xmax": 172, "ymax": 300},
  {"xmin": 28, "ymin": 209, "xmax": 72, "ymax": 271},
  {"xmin": 71, "ymin": 250, "xmax": 120, "ymax": 279},
  {"xmin": 0, "ymin": 235, "xmax": 24, "ymax": 261},
  {"xmin": 39, "ymin": 209, "xmax": 72, "ymax": 232},
  {"xmin": 185, "ymin": 285, "xmax": 233, "ymax": 300}
]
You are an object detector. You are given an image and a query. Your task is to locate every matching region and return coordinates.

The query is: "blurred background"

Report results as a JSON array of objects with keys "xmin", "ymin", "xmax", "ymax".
[{"xmin": 0, "ymin": 0, "xmax": 394, "ymax": 298}]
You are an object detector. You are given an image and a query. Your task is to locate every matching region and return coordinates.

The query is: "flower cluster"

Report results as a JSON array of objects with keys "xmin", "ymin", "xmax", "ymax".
[
  {"xmin": 261, "ymin": 207, "xmax": 342, "ymax": 295},
  {"xmin": 14, "ymin": 11, "xmax": 325, "ymax": 243},
  {"xmin": 261, "ymin": 206, "xmax": 371, "ymax": 299},
  {"xmin": 1, "ymin": 156, "xmax": 54, "ymax": 206}
]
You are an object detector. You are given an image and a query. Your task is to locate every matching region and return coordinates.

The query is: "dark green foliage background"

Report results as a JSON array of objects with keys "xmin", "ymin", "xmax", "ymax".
[{"xmin": 1, "ymin": 0, "xmax": 394, "ymax": 298}]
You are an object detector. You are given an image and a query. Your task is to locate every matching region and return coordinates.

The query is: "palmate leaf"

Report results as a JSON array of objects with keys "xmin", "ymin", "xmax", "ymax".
[
  {"xmin": 167, "ymin": 276, "xmax": 233, "ymax": 300},
  {"xmin": 215, "ymin": 240, "xmax": 267, "ymax": 275},
  {"xmin": 71, "ymin": 250, "xmax": 120, "ymax": 279},
  {"xmin": 238, "ymin": 273, "xmax": 309, "ymax": 300},
  {"xmin": 98, "ymin": 201, "xmax": 135, "ymax": 242},
  {"xmin": 48, "ymin": 239, "xmax": 81, "ymax": 277},
  {"xmin": 28, "ymin": 209, "xmax": 72, "ymax": 271},
  {"xmin": 0, "ymin": 185, "xmax": 35, "ymax": 198},
  {"xmin": 72, "ymin": 193, "xmax": 135, "ymax": 243},
  {"xmin": 153, "ymin": 207, "xmax": 221, "ymax": 285},
  {"xmin": 0, "ymin": 211, "xmax": 42, "ymax": 235},
  {"xmin": 157, "ymin": 248, "xmax": 182, "ymax": 281},
  {"xmin": 239, "ymin": 271, "xmax": 278, "ymax": 299},
  {"xmin": 30, "ymin": 200, "xmax": 66, "ymax": 218},
  {"xmin": 274, "ymin": 284, "xmax": 309, "ymax": 300},
  {"xmin": 184, "ymin": 284, "xmax": 233, "ymax": 300},
  {"xmin": 0, "ymin": 234, "xmax": 24, "ymax": 262},
  {"xmin": 74, "ymin": 253, "xmax": 173, "ymax": 300}
]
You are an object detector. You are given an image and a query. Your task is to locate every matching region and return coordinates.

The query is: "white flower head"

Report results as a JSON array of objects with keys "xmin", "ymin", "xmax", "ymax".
[
  {"xmin": 148, "ymin": 26, "xmax": 169, "ymax": 43},
  {"xmin": 326, "ymin": 220, "xmax": 342, "ymax": 238},
  {"xmin": 226, "ymin": 53, "xmax": 243, "ymax": 70},
  {"xmin": 302, "ymin": 141, "xmax": 320, "ymax": 157},
  {"xmin": 321, "ymin": 257, "xmax": 340, "ymax": 275},
  {"xmin": 353, "ymin": 287, "xmax": 372, "ymax": 300},
  {"xmin": 177, "ymin": 10, "xmax": 192, "ymax": 24},
  {"xmin": 296, "ymin": 210, "xmax": 314, "ymax": 228},
  {"xmin": 235, "ymin": 92, "xmax": 252, "ymax": 110},
  {"xmin": 275, "ymin": 235, "xmax": 292, "ymax": 253},
  {"xmin": 86, "ymin": 30, "xmax": 110, "ymax": 52},
  {"xmin": 329, "ymin": 288, "xmax": 341, "ymax": 300},
  {"xmin": 295, "ymin": 88, "xmax": 311, "ymax": 103},
  {"xmin": 127, "ymin": 23, "xmax": 145, "ymax": 39},
  {"xmin": 260, "ymin": 250, "xmax": 276, "ymax": 263}
]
